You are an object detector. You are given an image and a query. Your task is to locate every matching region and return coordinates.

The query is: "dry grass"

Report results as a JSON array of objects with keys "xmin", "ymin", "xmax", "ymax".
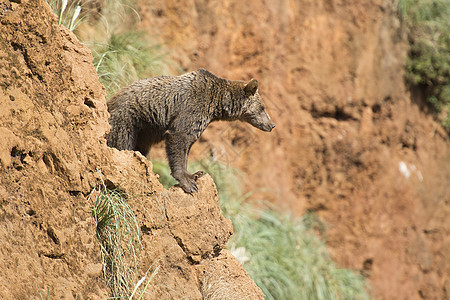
[{"xmin": 89, "ymin": 175, "xmax": 142, "ymax": 298}]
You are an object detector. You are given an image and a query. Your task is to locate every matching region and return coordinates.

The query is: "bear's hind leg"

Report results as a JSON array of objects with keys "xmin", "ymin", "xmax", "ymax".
[{"xmin": 106, "ymin": 119, "xmax": 138, "ymax": 151}]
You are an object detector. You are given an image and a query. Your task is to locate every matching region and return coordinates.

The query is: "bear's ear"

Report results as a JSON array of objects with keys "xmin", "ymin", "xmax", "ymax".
[{"xmin": 244, "ymin": 79, "xmax": 258, "ymax": 96}]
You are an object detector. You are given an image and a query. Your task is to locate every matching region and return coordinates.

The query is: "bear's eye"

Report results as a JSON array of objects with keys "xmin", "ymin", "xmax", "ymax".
[{"xmin": 260, "ymin": 106, "xmax": 265, "ymax": 112}]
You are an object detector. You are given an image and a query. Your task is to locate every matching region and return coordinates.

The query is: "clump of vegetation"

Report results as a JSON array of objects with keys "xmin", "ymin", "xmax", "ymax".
[
  {"xmin": 89, "ymin": 177, "xmax": 143, "ymax": 298},
  {"xmin": 397, "ymin": 0, "xmax": 450, "ymax": 129},
  {"xmin": 91, "ymin": 30, "xmax": 166, "ymax": 98},
  {"xmin": 154, "ymin": 159, "xmax": 370, "ymax": 300},
  {"xmin": 232, "ymin": 206, "xmax": 369, "ymax": 300},
  {"xmin": 47, "ymin": 0, "xmax": 171, "ymax": 98},
  {"xmin": 89, "ymin": 173, "xmax": 160, "ymax": 299},
  {"xmin": 46, "ymin": 0, "xmax": 83, "ymax": 31},
  {"xmin": 86, "ymin": 0, "xmax": 170, "ymax": 98}
]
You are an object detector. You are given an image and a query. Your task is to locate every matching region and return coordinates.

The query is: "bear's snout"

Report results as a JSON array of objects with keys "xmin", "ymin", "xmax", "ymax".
[
  {"xmin": 265, "ymin": 122, "xmax": 276, "ymax": 132},
  {"xmin": 269, "ymin": 122, "xmax": 276, "ymax": 131}
]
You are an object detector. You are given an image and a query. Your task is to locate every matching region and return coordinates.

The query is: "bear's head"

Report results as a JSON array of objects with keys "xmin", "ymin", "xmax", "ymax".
[{"xmin": 242, "ymin": 79, "xmax": 276, "ymax": 132}]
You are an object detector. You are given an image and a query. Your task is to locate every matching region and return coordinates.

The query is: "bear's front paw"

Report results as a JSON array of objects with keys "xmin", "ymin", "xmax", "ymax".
[{"xmin": 178, "ymin": 176, "xmax": 199, "ymax": 194}]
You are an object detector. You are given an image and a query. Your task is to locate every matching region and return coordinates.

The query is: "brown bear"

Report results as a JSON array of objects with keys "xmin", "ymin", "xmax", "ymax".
[{"xmin": 106, "ymin": 69, "xmax": 275, "ymax": 193}]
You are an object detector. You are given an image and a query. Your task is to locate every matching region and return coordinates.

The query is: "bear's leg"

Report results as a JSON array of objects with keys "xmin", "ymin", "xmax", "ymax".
[{"xmin": 165, "ymin": 132, "xmax": 200, "ymax": 193}]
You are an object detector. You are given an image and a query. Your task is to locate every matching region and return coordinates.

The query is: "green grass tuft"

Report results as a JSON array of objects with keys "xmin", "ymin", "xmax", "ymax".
[
  {"xmin": 46, "ymin": 0, "xmax": 84, "ymax": 31},
  {"xmin": 232, "ymin": 206, "xmax": 369, "ymax": 300},
  {"xmin": 47, "ymin": 0, "xmax": 170, "ymax": 99},
  {"xmin": 91, "ymin": 30, "xmax": 167, "ymax": 98},
  {"xmin": 86, "ymin": 0, "xmax": 170, "ymax": 98},
  {"xmin": 89, "ymin": 174, "xmax": 143, "ymax": 298}
]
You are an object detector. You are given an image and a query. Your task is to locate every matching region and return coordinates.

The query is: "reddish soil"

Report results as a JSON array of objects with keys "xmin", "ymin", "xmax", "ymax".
[
  {"xmin": 0, "ymin": 0, "xmax": 262, "ymax": 299},
  {"xmin": 137, "ymin": 0, "xmax": 450, "ymax": 299}
]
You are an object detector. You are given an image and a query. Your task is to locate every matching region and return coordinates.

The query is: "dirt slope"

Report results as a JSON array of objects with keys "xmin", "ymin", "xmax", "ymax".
[
  {"xmin": 138, "ymin": 0, "xmax": 450, "ymax": 299},
  {"xmin": 0, "ymin": 1, "xmax": 262, "ymax": 299}
]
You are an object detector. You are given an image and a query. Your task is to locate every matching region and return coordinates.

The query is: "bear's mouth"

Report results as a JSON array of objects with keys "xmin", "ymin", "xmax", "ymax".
[{"xmin": 259, "ymin": 122, "xmax": 276, "ymax": 132}]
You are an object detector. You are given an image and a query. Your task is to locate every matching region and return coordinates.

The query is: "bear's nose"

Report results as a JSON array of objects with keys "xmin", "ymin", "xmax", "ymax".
[{"xmin": 271, "ymin": 123, "xmax": 276, "ymax": 129}]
